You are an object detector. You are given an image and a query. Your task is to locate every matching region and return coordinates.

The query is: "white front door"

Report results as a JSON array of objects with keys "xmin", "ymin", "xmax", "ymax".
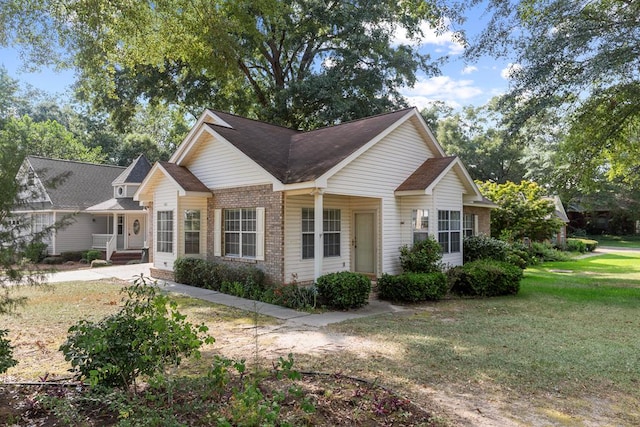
[
  {"xmin": 354, "ymin": 212, "xmax": 376, "ymax": 274},
  {"xmin": 128, "ymin": 214, "xmax": 145, "ymax": 249}
]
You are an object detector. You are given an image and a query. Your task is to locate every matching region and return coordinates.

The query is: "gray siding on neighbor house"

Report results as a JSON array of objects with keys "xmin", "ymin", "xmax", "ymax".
[{"xmin": 54, "ymin": 212, "xmax": 103, "ymax": 254}]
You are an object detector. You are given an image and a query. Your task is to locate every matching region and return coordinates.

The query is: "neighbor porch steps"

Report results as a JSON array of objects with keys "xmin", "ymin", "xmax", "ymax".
[{"xmin": 103, "ymin": 251, "xmax": 143, "ymax": 265}]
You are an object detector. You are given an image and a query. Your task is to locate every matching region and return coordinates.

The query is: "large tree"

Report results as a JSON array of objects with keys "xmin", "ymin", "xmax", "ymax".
[
  {"xmin": 1, "ymin": 0, "xmax": 454, "ymax": 130},
  {"xmin": 467, "ymin": 0, "xmax": 640, "ymax": 188}
]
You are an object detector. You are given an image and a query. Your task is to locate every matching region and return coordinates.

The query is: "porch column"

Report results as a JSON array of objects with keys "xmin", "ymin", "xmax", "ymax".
[{"xmin": 313, "ymin": 189, "xmax": 324, "ymax": 281}]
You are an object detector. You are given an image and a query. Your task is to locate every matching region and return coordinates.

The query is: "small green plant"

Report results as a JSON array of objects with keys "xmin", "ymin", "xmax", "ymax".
[
  {"xmin": 448, "ymin": 259, "xmax": 523, "ymax": 297},
  {"xmin": 0, "ymin": 329, "xmax": 17, "ymax": 374},
  {"xmin": 399, "ymin": 236, "xmax": 442, "ymax": 273},
  {"xmin": 23, "ymin": 240, "xmax": 47, "ymax": 263},
  {"xmin": 83, "ymin": 249, "xmax": 103, "ymax": 263},
  {"xmin": 316, "ymin": 271, "xmax": 371, "ymax": 309},
  {"xmin": 268, "ymin": 282, "xmax": 317, "ymax": 310},
  {"xmin": 378, "ymin": 272, "xmax": 448, "ymax": 302},
  {"xmin": 60, "ymin": 275, "xmax": 214, "ymax": 389}
]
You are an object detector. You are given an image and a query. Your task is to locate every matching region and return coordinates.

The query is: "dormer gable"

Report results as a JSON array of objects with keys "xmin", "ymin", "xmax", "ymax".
[{"xmin": 112, "ymin": 154, "xmax": 152, "ymax": 198}]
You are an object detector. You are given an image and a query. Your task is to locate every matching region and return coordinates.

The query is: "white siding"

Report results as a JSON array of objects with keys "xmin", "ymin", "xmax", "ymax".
[
  {"xmin": 55, "ymin": 212, "xmax": 102, "ymax": 254},
  {"xmin": 327, "ymin": 121, "xmax": 436, "ymax": 275},
  {"xmin": 433, "ymin": 171, "xmax": 464, "ymax": 266},
  {"xmin": 153, "ymin": 176, "xmax": 179, "ymax": 270},
  {"xmin": 183, "ymin": 134, "xmax": 273, "ymax": 188},
  {"xmin": 284, "ymin": 195, "xmax": 353, "ymax": 283},
  {"xmin": 177, "ymin": 196, "xmax": 209, "ymax": 259}
]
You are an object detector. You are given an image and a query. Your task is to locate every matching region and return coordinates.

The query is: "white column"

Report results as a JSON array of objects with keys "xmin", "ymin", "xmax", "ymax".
[{"xmin": 313, "ymin": 189, "xmax": 324, "ymax": 281}]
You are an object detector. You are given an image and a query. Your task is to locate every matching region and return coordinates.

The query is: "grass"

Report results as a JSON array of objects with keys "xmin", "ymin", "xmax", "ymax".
[
  {"xmin": 327, "ymin": 251, "xmax": 640, "ymax": 425},
  {"xmin": 588, "ymin": 234, "xmax": 640, "ymax": 248}
]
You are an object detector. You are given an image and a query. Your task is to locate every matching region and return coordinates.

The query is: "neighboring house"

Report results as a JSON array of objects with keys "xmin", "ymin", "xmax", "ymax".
[
  {"xmin": 545, "ymin": 196, "xmax": 569, "ymax": 246},
  {"xmin": 14, "ymin": 155, "xmax": 151, "ymax": 262},
  {"xmin": 134, "ymin": 108, "xmax": 493, "ymax": 284}
]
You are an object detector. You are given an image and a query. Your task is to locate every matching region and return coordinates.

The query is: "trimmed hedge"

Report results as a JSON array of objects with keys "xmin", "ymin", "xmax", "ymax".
[
  {"xmin": 316, "ymin": 271, "xmax": 371, "ymax": 309},
  {"xmin": 378, "ymin": 272, "xmax": 448, "ymax": 302},
  {"xmin": 173, "ymin": 258, "xmax": 266, "ymax": 292},
  {"xmin": 567, "ymin": 238, "xmax": 598, "ymax": 252},
  {"xmin": 448, "ymin": 259, "xmax": 523, "ymax": 297}
]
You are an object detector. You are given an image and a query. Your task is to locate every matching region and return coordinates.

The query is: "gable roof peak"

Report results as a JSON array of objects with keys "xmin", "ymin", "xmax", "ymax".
[{"xmin": 112, "ymin": 154, "xmax": 152, "ymax": 185}]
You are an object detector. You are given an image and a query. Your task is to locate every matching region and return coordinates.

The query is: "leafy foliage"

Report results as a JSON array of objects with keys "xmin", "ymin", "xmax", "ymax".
[
  {"xmin": 0, "ymin": 329, "xmax": 17, "ymax": 374},
  {"xmin": 399, "ymin": 235, "xmax": 443, "ymax": 273},
  {"xmin": 316, "ymin": 271, "xmax": 371, "ymax": 309},
  {"xmin": 60, "ymin": 275, "xmax": 213, "ymax": 389},
  {"xmin": 0, "ymin": 0, "xmax": 454, "ymax": 129},
  {"xmin": 478, "ymin": 180, "xmax": 564, "ymax": 241},
  {"xmin": 173, "ymin": 257, "xmax": 266, "ymax": 292},
  {"xmin": 378, "ymin": 272, "xmax": 448, "ymax": 302},
  {"xmin": 448, "ymin": 259, "xmax": 523, "ymax": 298}
]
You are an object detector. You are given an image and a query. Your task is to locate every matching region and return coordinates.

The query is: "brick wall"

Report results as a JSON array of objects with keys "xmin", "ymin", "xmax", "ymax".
[
  {"xmin": 464, "ymin": 206, "xmax": 491, "ymax": 236},
  {"xmin": 207, "ymin": 185, "xmax": 285, "ymax": 284}
]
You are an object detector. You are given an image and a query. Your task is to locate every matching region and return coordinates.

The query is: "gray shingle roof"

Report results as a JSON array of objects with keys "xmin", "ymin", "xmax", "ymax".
[
  {"xmin": 26, "ymin": 156, "xmax": 125, "ymax": 210},
  {"xmin": 112, "ymin": 154, "xmax": 152, "ymax": 184},
  {"xmin": 207, "ymin": 108, "xmax": 415, "ymax": 184}
]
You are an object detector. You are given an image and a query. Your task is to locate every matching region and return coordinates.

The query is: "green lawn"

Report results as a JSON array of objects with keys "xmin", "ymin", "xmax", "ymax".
[
  {"xmin": 589, "ymin": 234, "xmax": 640, "ymax": 248},
  {"xmin": 330, "ymin": 251, "xmax": 640, "ymax": 425}
]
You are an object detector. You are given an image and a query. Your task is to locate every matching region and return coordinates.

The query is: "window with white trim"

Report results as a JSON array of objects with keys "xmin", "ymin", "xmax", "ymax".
[
  {"xmin": 157, "ymin": 211, "xmax": 173, "ymax": 253},
  {"xmin": 301, "ymin": 208, "xmax": 341, "ymax": 259},
  {"xmin": 412, "ymin": 209, "xmax": 429, "ymax": 243},
  {"xmin": 463, "ymin": 213, "xmax": 476, "ymax": 237},
  {"xmin": 184, "ymin": 210, "xmax": 201, "ymax": 254},
  {"xmin": 438, "ymin": 210, "xmax": 461, "ymax": 253},
  {"xmin": 224, "ymin": 208, "xmax": 256, "ymax": 258}
]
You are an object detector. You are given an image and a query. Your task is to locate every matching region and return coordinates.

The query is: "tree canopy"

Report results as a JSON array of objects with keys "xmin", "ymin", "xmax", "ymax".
[
  {"xmin": 1, "ymin": 0, "xmax": 454, "ymax": 130},
  {"xmin": 468, "ymin": 0, "xmax": 640, "ymax": 188}
]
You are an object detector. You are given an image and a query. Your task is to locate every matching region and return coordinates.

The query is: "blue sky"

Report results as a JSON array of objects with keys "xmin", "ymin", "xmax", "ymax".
[{"xmin": 0, "ymin": 7, "xmax": 514, "ymax": 111}]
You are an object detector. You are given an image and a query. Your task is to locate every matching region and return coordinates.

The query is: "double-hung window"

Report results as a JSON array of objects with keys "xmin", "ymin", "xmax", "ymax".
[
  {"xmin": 412, "ymin": 209, "xmax": 429, "ymax": 243},
  {"xmin": 157, "ymin": 211, "xmax": 174, "ymax": 253},
  {"xmin": 463, "ymin": 213, "xmax": 476, "ymax": 237},
  {"xmin": 301, "ymin": 208, "xmax": 341, "ymax": 259},
  {"xmin": 224, "ymin": 208, "xmax": 256, "ymax": 258},
  {"xmin": 184, "ymin": 210, "xmax": 201, "ymax": 254},
  {"xmin": 438, "ymin": 210, "xmax": 461, "ymax": 253}
]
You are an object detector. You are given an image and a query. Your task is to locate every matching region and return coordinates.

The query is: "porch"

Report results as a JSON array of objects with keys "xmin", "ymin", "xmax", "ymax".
[{"xmin": 90, "ymin": 212, "xmax": 147, "ymax": 261}]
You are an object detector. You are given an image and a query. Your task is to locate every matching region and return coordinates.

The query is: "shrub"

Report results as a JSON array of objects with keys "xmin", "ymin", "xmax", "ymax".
[
  {"xmin": 399, "ymin": 236, "xmax": 442, "ymax": 273},
  {"xmin": 448, "ymin": 259, "xmax": 523, "ymax": 297},
  {"xmin": 566, "ymin": 238, "xmax": 587, "ymax": 253},
  {"xmin": 60, "ymin": 275, "xmax": 213, "ymax": 389},
  {"xmin": 23, "ymin": 241, "xmax": 47, "ymax": 263},
  {"xmin": 0, "ymin": 329, "xmax": 17, "ymax": 374},
  {"xmin": 463, "ymin": 234, "xmax": 509, "ymax": 263},
  {"xmin": 378, "ymin": 272, "xmax": 448, "ymax": 302},
  {"xmin": 174, "ymin": 258, "xmax": 266, "ymax": 292},
  {"xmin": 267, "ymin": 283, "xmax": 317, "ymax": 310},
  {"xmin": 61, "ymin": 251, "xmax": 84, "ymax": 262},
  {"xmin": 42, "ymin": 256, "xmax": 64, "ymax": 264},
  {"xmin": 529, "ymin": 242, "xmax": 572, "ymax": 262},
  {"xmin": 84, "ymin": 250, "xmax": 103, "ymax": 263},
  {"xmin": 316, "ymin": 271, "xmax": 371, "ymax": 309}
]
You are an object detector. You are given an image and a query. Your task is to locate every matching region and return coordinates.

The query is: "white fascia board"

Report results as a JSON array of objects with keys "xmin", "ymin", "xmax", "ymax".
[
  {"xmin": 410, "ymin": 109, "xmax": 446, "ymax": 157},
  {"xmin": 452, "ymin": 159, "xmax": 483, "ymax": 200},
  {"xmin": 275, "ymin": 180, "xmax": 326, "ymax": 194},
  {"xmin": 169, "ymin": 110, "xmax": 231, "ymax": 163},
  {"xmin": 394, "ymin": 189, "xmax": 429, "ymax": 197},
  {"xmin": 133, "ymin": 162, "xmax": 162, "ymax": 202}
]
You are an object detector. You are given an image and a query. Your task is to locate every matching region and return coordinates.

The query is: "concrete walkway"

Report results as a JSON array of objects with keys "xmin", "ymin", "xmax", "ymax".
[{"xmin": 43, "ymin": 263, "xmax": 410, "ymax": 327}]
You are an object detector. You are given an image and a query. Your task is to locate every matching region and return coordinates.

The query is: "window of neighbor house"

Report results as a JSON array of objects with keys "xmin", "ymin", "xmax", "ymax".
[
  {"xmin": 412, "ymin": 209, "xmax": 429, "ymax": 243},
  {"xmin": 184, "ymin": 210, "xmax": 201, "ymax": 254},
  {"xmin": 157, "ymin": 211, "xmax": 173, "ymax": 253},
  {"xmin": 301, "ymin": 208, "xmax": 341, "ymax": 259},
  {"xmin": 438, "ymin": 210, "xmax": 461, "ymax": 253},
  {"xmin": 224, "ymin": 208, "xmax": 256, "ymax": 258}
]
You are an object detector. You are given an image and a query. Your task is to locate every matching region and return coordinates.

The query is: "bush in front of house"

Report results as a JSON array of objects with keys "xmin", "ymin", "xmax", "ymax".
[
  {"xmin": 173, "ymin": 257, "xmax": 266, "ymax": 293},
  {"xmin": 378, "ymin": 272, "xmax": 448, "ymax": 302},
  {"xmin": 42, "ymin": 256, "xmax": 64, "ymax": 264},
  {"xmin": 529, "ymin": 241, "xmax": 572, "ymax": 262},
  {"xmin": 463, "ymin": 234, "xmax": 530, "ymax": 268},
  {"xmin": 316, "ymin": 271, "xmax": 371, "ymax": 309},
  {"xmin": 399, "ymin": 236, "xmax": 442, "ymax": 273},
  {"xmin": 84, "ymin": 250, "xmax": 103, "ymax": 263},
  {"xmin": 23, "ymin": 241, "xmax": 48, "ymax": 263},
  {"xmin": 448, "ymin": 259, "xmax": 523, "ymax": 297},
  {"xmin": 567, "ymin": 238, "xmax": 598, "ymax": 252},
  {"xmin": 265, "ymin": 283, "xmax": 317, "ymax": 310}
]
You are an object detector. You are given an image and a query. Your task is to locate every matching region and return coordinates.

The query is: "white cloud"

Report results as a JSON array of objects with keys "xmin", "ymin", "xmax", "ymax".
[
  {"xmin": 401, "ymin": 76, "xmax": 484, "ymax": 109},
  {"xmin": 461, "ymin": 65, "xmax": 478, "ymax": 75},
  {"xmin": 391, "ymin": 19, "xmax": 465, "ymax": 56},
  {"xmin": 501, "ymin": 63, "xmax": 523, "ymax": 80}
]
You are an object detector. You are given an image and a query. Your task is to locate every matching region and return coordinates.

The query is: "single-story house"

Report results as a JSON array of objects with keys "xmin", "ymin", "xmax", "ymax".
[
  {"xmin": 545, "ymin": 196, "xmax": 569, "ymax": 246},
  {"xmin": 135, "ymin": 107, "xmax": 493, "ymax": 284},
  {"xmin": 13, "ymin": 154, "xmax": 151, "ymax": 263}
]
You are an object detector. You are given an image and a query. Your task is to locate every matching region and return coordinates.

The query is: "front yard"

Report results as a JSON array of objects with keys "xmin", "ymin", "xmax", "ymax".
[{"xmin": 2, "ymin": 251, "xmax": 640, "ymax": 425}]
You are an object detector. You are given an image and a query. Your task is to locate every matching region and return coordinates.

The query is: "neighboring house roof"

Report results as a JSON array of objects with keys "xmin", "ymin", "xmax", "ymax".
[
  {"xmin": 173, "ymin": 108, "xmax": 444, "ymax": 185},
  {"xmin": 25, "ymin": 156, "xmax": 125, "ymax": 210},
  {"xmin": 112, "ymin": 154, "xmax": 152, "ymax": 185}
]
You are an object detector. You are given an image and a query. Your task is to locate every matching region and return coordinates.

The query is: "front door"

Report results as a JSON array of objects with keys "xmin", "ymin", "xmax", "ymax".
[
  {"xmin": 128, "ymin": 214, "xmax": 145, "ymax": 249},
  {"xmin": 354, "ymin": 212, "xmax": 375, "ymax": 274}
]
